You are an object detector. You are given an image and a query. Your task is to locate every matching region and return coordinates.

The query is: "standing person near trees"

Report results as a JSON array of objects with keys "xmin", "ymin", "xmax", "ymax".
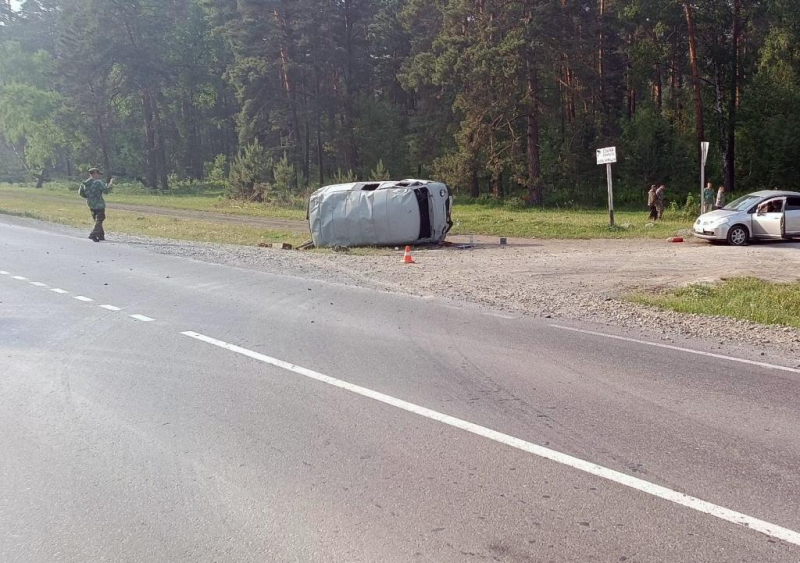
[
  {"xmin": 647, "ymin": 185, "xmax": 658, "ymax": 221},
  {"xmin": 702, "ymin": 181, "xmax": 715, "ymax": 214},
  {"xmin": 715, "ymin": 185, "xmax": 726, "ymax": 210},
  {"xmin": 79, "ymin": 167, "xmax": 113, "ymax": 242},
  {"xmin": 655, "ymin": 184, "xmax": 667, "ymax": 220}
]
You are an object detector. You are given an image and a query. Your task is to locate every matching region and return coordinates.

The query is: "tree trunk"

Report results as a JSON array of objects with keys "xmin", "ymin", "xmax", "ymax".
[
  {"xmin": 96, "ymin": 117, "xmax": 111, "ymax": 181},
  {"xmin": 142, "ymin": 91, "xmax": 158, "ymax": 189},
  {"xmin": 152, "ymin": 94, "xmax": 169, "ymax": 191},
  {"xmin": 724, "ymin": 0, "xmax": 740, "ymax": 193},
  {"xmin": 684, "ymin": 2, "xmax": 705, "ymax": 166},
  {"xmin": 526, "ymin": 54, "xmax": 543, "ymax": 205},
  {"xmin": 470, "ymin": 168, "xmax": 479, "ymax": 198},
  {"xmin": 343, "ymin": 0, "xmax": 360, "ymax": 175},
  {"xmin": 492, "ymin": 172, "xmax": 503, "ymax": 199},
  {"xmin": 317, "ymin": 116, "xmax": 324, "ymax": 186},
  {"xmin": 274, "ymin": 4, "xmax": 303, "ymax": 176},
  {"xmin": 597, "ymin": 0, "xmax": 606, "ymax": 116}
]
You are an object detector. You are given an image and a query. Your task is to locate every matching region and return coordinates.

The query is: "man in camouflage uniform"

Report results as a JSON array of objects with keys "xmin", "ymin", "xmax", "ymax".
[{"xmin": 79, "ymin": 167, "xmax": 113, "ymax": 242}]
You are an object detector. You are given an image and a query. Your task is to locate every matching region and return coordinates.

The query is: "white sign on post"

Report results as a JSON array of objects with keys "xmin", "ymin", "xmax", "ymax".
[
  {"xmin": 597, "ymin": 147, "xmax": 616, "ymax": 227},
  {"xmin": 596, "ymin": 146, "xmax": 617, "ymax": 165},
  {"xmin": 701, "ymin": 142, "xmax": 710, "ymax": 167}
]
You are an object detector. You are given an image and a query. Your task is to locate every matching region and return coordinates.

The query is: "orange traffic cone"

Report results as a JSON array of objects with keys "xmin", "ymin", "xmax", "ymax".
[{"xmin": 403, "ymin": 245, "xmax": 415, "ymax": 264}]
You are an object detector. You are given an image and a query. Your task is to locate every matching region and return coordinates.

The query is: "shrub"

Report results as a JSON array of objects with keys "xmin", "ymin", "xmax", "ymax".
[
  {"xmin": 204, "ymin": 154, "xmax": 228, "ymax": 182},
  {"xmin": 369, "ymin": 159, "xmax": 390, "ymax": 181},
  {"xmin": 272, "ymin": 153, "xmax": 295, "ymax": 196},
  {"xmin": 228, "ymin": 140, "xmax": 272, "ymax": 201},
  {"xmin": 503, "ymin": 196, "xmax": 527, "ymax": 210}
]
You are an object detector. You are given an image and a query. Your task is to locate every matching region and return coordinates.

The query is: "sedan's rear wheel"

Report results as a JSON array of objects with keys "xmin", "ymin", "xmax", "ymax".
[{"xmin": 727, "ymin": 225, "xmax": 749, "ymax": 246}]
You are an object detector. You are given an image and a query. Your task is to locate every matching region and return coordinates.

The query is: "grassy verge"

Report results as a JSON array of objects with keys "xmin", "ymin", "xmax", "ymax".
[
  {"xmin": 0, "ymin": 182, "xmax": 308, "ymax": 221},
  {"xmin": 0, "ymin": 191, "xmax": 307, "ymax": 247},
  {"xmin": 630, "ymin": 277, "xmax": 800, "ymax": 329},
  {"xmin": 450, "ymin": 204, "xmax": 692, "ymax": 239},
  {"xmin": 1, "ymin": 183, "xmax": 694, "ymax": 241}
]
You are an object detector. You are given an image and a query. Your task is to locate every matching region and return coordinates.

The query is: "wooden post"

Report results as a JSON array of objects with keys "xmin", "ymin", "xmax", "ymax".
[{"xmin": 606, "ymin": 163, "xmax": 615, "ymax": 227}]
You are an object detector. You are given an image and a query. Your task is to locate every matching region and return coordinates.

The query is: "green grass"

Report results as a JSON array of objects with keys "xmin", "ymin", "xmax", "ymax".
[
  {"xmin": 1, "ymin": 182, "xmax": 695, "ymax": 241},
  {"xmin": 0, "ymin": 182, "xmax": 308, "ymax": 221},
  {"xmin": 630, "ymin": 277, "xmax": 800, "ymax": 328},
  {"xmin": 0, "ymin": 189, "xmax": 307, "ymax": 247},
  {"xmin": 450, "ymin": 202, "xmax": 693, "ymax": 239}
]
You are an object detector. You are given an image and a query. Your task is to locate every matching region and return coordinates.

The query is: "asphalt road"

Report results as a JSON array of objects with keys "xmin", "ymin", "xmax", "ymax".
[{"xmin": 2, "ymin": 217, "xmax": 799, "ymax": 563}]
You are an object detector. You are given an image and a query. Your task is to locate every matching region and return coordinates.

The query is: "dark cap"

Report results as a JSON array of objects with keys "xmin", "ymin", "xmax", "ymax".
[{"xmin": 88, "ymin": 167, "xmax": 102, "ymax": 175}]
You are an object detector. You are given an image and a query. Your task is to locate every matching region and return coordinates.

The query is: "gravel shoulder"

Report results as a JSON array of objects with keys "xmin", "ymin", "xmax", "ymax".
[{"xmin": 5, "ymin": 215, "xmax": 800, "ymax": 360}]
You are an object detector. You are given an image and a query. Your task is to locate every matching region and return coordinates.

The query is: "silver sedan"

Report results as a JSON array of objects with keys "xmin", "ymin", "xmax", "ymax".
[{"xmin": 693, "ymin": 190, "xmax": 800, "ymax": 246}]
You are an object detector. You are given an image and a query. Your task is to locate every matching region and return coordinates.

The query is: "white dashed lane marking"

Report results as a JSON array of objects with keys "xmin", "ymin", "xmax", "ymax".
[{"xmin": 5, "ymin": 271, "xmax": 144, "ymax": 320}]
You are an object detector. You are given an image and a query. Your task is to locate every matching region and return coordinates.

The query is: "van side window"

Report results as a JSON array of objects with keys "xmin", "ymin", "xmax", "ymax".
[{"xmin": 787, "ymin": 197, "xmax": 800, "ymax": 211}]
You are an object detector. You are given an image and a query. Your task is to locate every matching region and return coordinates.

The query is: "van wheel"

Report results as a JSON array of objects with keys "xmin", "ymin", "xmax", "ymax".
[{"xmin": 727, "ymin": 225, "xmax": 749, "ymax": 246}]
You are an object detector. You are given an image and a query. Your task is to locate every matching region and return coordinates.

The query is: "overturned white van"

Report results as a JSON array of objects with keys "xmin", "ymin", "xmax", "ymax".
[{"xmin": 307, "ymin": 179, "xmax": 453, "ymax": 248}]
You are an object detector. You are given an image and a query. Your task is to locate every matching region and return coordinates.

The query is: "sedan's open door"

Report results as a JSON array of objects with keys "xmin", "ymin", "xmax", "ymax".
[
  {"xmin": 751, "ymin": 197, "xmax": 786, "ymax": 238},
  {"xmin": 785, "ymin": 196, "xmax": 800, "ymax": 236}
]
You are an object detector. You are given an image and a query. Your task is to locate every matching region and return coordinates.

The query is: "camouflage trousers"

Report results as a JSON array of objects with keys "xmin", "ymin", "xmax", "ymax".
[{"xmin": 90, "ymin": 208, "xmax": 105, "ymax": 240}]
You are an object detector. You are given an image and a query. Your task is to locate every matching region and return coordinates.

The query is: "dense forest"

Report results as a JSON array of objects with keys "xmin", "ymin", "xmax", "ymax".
[{"xmin": 1, "ymin": 0, "xmax": 799, "ymax": 205}]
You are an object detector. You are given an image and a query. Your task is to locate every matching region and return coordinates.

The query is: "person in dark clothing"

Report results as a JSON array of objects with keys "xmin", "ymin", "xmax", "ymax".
[
  {"xmin": 647, "ymin": 185, "xmax": 658, "ymax": 220},
  {"xmin": 79, "ymin": 167, "xmax": 113, "ymax": 242},
  {"xmin": 655, "ymin": 185, "xmax": 667, "ymax": 220}
]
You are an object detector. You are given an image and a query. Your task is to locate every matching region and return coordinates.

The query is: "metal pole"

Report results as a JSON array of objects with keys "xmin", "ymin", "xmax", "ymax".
[
  {"xmin": 700, "ymin": 161, "xmax": 705, "ymax": 214},
  {"xmin": 606, "ymin": 163, "xmax": 615, "ymax": 227}
]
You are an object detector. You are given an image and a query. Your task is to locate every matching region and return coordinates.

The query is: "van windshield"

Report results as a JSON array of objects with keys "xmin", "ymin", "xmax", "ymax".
[{"xmin": 724, "ymin": 195, "xmax": 761, "ymax": 212}]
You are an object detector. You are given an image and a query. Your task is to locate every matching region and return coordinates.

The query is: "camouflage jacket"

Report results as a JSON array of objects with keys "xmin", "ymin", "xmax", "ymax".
[{"xmin": 80, "ymin": 178, "xmax": 111, "ymax": 210}]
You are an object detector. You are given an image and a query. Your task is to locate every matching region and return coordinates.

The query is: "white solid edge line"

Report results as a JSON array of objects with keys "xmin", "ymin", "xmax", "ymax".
[
  {"xmin": 74, "ymin": 296, "xmax": 94, "ymax": 302},
  {"xmin": 100, "ymin": 305, "xmax": 122, "ymax": 312},
  {"xmin": 11, "ymin": 276, "xmax": 28, "ymax": 281},
  {"xmin": 181, "ymin": 330, "xmax": 800, "ymax": 547},
  {"xmin": 50, "ymin": 288, "xmax": 68, "ymax": 294},
  {"xmin": 550, "ymin": 324, "xmax": 800, "ymax": 375},
  {"xmin": 129, "ymin": 314, "xmax": 154, "ymax": 322}
]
